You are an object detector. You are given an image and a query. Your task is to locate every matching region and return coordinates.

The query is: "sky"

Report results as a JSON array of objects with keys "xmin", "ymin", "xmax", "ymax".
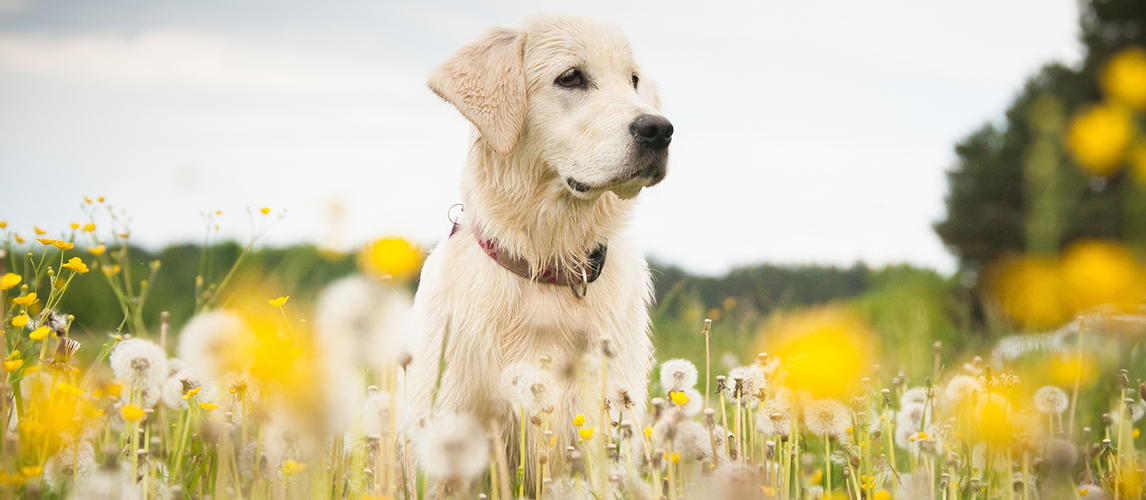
[{"xmin": 0, "ymin": 0, "xmax": 1084, "ymax": 275}]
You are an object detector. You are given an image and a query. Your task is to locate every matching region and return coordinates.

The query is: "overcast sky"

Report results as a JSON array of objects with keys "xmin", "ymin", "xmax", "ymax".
[{"xmin": 0, "ymin": 0, "xmax": 1083, "ymax": 275}]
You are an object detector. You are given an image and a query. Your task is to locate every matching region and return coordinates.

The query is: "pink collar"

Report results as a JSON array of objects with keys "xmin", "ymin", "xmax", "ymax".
[{"xmin": 450, "ymin": 221, "xmax": 607, "ymax": 298}]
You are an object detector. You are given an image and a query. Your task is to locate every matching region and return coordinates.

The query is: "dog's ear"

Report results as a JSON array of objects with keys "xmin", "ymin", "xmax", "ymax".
[{"xmin": 429, "ymin": 29, "xmax": 526, "ymax": 157}]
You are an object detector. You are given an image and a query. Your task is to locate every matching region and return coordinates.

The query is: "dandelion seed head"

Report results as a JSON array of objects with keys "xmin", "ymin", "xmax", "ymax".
[
  {"xmin": 900, "ymin": 387, "xmax": 928, "ymax": 407},
  {"xmin": 500, "ymin": 362, "xmax": 553, "ymax": 412},
  {"xmin": 651, "ymin": 408, "xmax": 688, "ymax": 445},
  {"xmin": 160, "ymin": 371, "xmax": 212, "ymax": 411},
  {"xmin": 315, "ymin": 275, "xmax": 413, "ymax": 366},
  {"xmin": 43, "ymin": 442, "xmax": 95, "ymax": 489},
  {"xmin": 177, "ymin": 310, "xmax": 253, "ymax": 384},
  {"xmin": 943, "ymin": 375, "xmax": 982, "ymax": 406},
  {"xmin": 1109, "ymin": 399, "xmax": 1145, "ymax": 425},
  {"xmin": 658, "ymin": 359, "xmax": 698, "ymax": 392},
  {"xmin": 894, "ymin": 403, "xmax": 930, "ymax": 450},
  {"xmin": 109, "ymin": 338, "xmax": 168, "ymax": 392},
  {"xmin": 415, "ymin": 412, "xmax": 489, "ymax": 485},
  {"xmin": 1034, "ymin": 385, "xmax": 1069, "ymax": 415},
  {"xmin": 803, "ymin": 398, "xmax": 850, "ymax": 438},
  {"xmin": 755, "ymin": 397, "xmax": 792, "ymax": 437}
]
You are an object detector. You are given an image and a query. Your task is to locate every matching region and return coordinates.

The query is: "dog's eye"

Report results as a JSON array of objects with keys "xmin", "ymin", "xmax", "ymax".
[
  {"xmin": 555, "ymin": 68, "xmax": 586, "ymax": 89},
  {"xmin": 631, "ymin": 74, "xmax": 639, "ymax": 89}
]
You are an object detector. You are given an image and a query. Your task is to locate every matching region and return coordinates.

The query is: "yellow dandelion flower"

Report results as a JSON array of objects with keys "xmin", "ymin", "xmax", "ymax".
[
  {"xmin": 121, "ymin": 404, "xmax": 146, "ymax": 422},
  {"xmin": 29, "ymin": 326, "xmax": 49, "ymax": 341},
  {"xmin": 183, "ymin": 386, "xmax": 202, "ymax": 400},
  {"xmin": 4, "ymin": 359, "xmax": 23, "ymax": 372},
  {"xmin": 12, "ymin": 313, "xmax": 29, "ymax": 328},
  {"xmin": 268, "ymin": 296, "xmax": 289, "ymax": 307},
  {"xmin": 33, "ymin": 227, "xmax": 46, "ymax": 236},
  {"xmin": 260, "ymin": 207, "xmax": 271, "ymax": 215},
  {"xmin": 12, "ymin": 293, "xmax": 37, "ymax": 306},
  {"xmin": 69, "ymin": 223, "xmax": 79, "ymax": 230},
  {"xmin": 573, "ymin": 414, "xmax": 585, "ymax": 426},
  {"xmin": 986, "ymin": 254, "xmax": 1071, "ymax": 329},
  {"xmin": 578, "ymin": 427, "xmax": 595, "ymax": 441},
  {"xmin": 199, "ymin": 402, "xmax": 219, "ymax": 411},
  {"xmin": 62, "ymin": 257, "xmax": 89, "ymax": 274},
  {"xmin": 281, "ymin": 460, "xmax": 307, "ymax": 475},
  {"xmin": 89, "ymin": 245, "xmax": 105, "ymax": 256},
  {"xmin": 873, "ymin": 492, "xmax": 891, "ymax": 500},
  {"xmin": 20, "ymin": 466, "xmax": 41, "ymax": 477},
  {"xmin": 846, "ymin": 427, "xmax": 854, "ymax": 434},
  {"xmin": 82, "ymin": 223, "xmax": 96, "ymax": 232},
  {"xmin": 359, "ymin": 237, "xmax": 423, "ymax": 283},
  {"xmin": 1060, "ymin": 239, "xmax": 1146, "ymax": 314},
  {"xmin": 765, "ymin": 306, "xmax": 873, "ymax": 399},
  {"xmin": 36, "ymin": 238, "xmax": 55, "ymax": 246},
  {"xmin": 663, "ymin": 451, "xmax": 681, "ymax": 463},
  {"xmin": 1102, "ymin": 46, "xmax": 1146, "ymax": 111},
  {"xmin": 669, "ymin": 390, "xmax": 690, "ymax": 406},
  {"xmin": 1067, "ymin": 104, "xmax": 1134, "ymax": 177},
  {"xmin": 56, "ymin": 383, "xmax": 84, "ymax": 397},
  {"xmin": 1, "ymin": 273, "xmax": 21, "ymax": 290},
  {"xmin": 52, "ymin": 240, "xmax": 74, "ymax": 250}
]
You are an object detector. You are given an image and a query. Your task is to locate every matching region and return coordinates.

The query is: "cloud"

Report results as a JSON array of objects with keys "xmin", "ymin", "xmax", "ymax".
[{"xmin": 0, "ymin": 29, "xmax": 418, "ymax": 92}]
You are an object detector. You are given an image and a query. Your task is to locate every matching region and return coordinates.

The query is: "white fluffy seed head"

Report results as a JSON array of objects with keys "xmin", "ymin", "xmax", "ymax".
[
  {"xmin": 803, "ymin": 398, "xmax": 850, "ymax": 438},
  {"xmin": 944, "ymin": 375, "xmax": 982, "ymax": 406},
  {"xmin": 415, "ymin": 413, "xmax": 490, "ymax": 484},
  {"xmin": 500, "ymin": 362, "xmax": 553, "ymax": 412},
  {"xmin": 314, "ymin": 275, "xmax": 414, "ymax": 367},
  {"xmin": 900, "ymin": 387, "xmax": 928, "ymax": 407},
  {"xmin": 1034, "ymin": 386, "xmax": 1070, "ymax": 415},
  {"xmin": 658, "ymin": 359, "xmax": 698, "ymax": 392},
  {"xmin": 109, "ymin": 338, "xmax": 168, "ymax": 392},
  {"xmin": 160, "ymin": 370, "xmax": 213, "ymax": 411},
  {"xmin": 177, "ymin": 310, "xmax": 252, "ymax": 384}
]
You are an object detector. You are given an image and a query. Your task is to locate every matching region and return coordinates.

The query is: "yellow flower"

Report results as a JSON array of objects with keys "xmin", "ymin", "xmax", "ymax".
[
  {"xmin": 36, "ymin": 238, "xmax": 55, "ymax": 246},
  {"xmin": 1067, "ymin": 104, "xmax": 1134, "ymax": 177},
  {"xmin": 663, "ymin": 451, "xmax": 681, "ymax": 463},
  {"xmin": 199, "ymin": 402, "xmax": 219, "ymax": 411},
  {"xmin": 268, "ymin": 296, "xmax": 289, "ymax": 307},
  {"xmin": 69, "ymin": 223, "xmax": 79, "ymax": 230},
  {"xmin": 13, "ymin": 234, "xmax": 23, "ymax": 244},
  {"xmin": 1060, "ymin": 239, "xmax": 1146, "ymax": 314},
  {"xmin": 669, "ymin": 390, "xmax": 690, "ymax": 406},
  {"xmin": 98, "ymin": 196, "xmax": 104, "ymax": 202},
  {"xmin": 765, "ymin": 306, "xmax": 873, "ymax": 399},
  {"xmin": 121, "ymin": 404, "xmax": 146, "ymax": 422},
  {"xmin": 359, "ymin": 237, "xmax": 423, "ymax": 283},
  {"xmin": 56, "ymin": 383, "xmax": 84, "ymax": 397},
  {"xmin": 13, "ymin": 293, "xmax": 36, "ymax": 306},
  {"xmin": 11, "ymin": 313, "xmax": 29, "ymax": 328},
  {"xmin": 62, "ymin": 257, "xmax": 89, "ymax": 274},
  {"xmin": 573, "ymin": 414, "xmax": 585, "ymax": 426},
  {"xmin": 103, "ymin": 264, "xmax": 121, "ymax": 276},
  {"xmin": 281, "ymin": 460, "xmax": 307, "ymax": 475},
  {"xmin": 82, "ymin": 223, "xmax": 96, "ymax": 232},
  {"xmin": 3, "ymin": 359, "xmax": 22, "ymax": 372},
  {"xmin": 987, "ymin": 254, "xmax": 1071, "ymax": 329},
  {"xmin": 1102, "ymin": 47, "xmax": 1146, "ymax": 111},
  {"xmin": 917, "ymin": 431, "xmax": 930, "ymax": 440},
  {"xmin": 873, "ymin": 491, "xmax": 891, "ymax": 500},
  {"xmin": 29, "ymin": 326, "xmax": 49, "ymax": 341},
  {"xmin": 19, "ymin": 466, "xmax": 42, "ymax": 477},
  {"xmin": 260, "ymin": 207, "xmax": 271, "ymax": 215},
  {"xmin": 1135, "ymin": 429, "xmax": 1141, "ymax": 439},
  {"xmin": 0, "ymin": 221, "xmax": 5, "ymax": 228},
  {"xmin": 183, "ymin": 386, "xmax": 202, "ymax": 400},
  {"xmin": 1079, "ymin": 489, "xmax": 1089, "ymax": 496},
  {"xmin": 83, "ymin": 197, "xmax": 93, "ymax": 203},
  {"xmin": 644, "ymin": 426, "xmax": 653, "ymax": 439},
  {"xmin": 33, "ymin": 226, "xmax": 46, "ymax": 236},
  {"xmin": 52, "ymin": 240, "xmax": 74, "ymax": 250},
  {"xmin": 578, "ymin": 427, "xmax": 595, "ymax": 441},
  {"xmin": 89, "ymin": 245, "xmax": 105, "ymax": 256},
  {"xmin": 1, "ymin": 273, "xmax": 21, "ymax": 290}
]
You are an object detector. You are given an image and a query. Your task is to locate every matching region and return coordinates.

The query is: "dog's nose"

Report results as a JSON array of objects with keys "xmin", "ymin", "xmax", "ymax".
[{"xmin": 631, "ymin": 114, "xmax": 673, "ymax": 150}]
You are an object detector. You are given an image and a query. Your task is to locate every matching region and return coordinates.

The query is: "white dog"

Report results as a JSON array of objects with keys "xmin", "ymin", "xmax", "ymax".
[{"xmin": 406, "ymin": 13, "xmax": 672, "ymax": 482}]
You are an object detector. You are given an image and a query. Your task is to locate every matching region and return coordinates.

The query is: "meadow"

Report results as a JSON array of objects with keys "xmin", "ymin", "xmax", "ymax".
[{"xmin": 3, "ymin": 33, "xmax": 1146, "ymax": 500}]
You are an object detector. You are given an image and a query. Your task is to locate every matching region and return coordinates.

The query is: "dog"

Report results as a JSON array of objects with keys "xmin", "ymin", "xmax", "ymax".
[{"xmin": 405, "ymin": 13, "xmax": 672, "ymax": 487}]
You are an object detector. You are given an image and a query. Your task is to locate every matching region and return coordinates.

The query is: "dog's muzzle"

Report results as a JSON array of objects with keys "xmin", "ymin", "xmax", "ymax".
[{"xmin": 630, "ymin": 114, "xmax": 673, "ymax": 150}]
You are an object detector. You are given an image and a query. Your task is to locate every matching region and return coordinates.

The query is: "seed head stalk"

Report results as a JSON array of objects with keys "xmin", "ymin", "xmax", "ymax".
[{"xmin": 702, "ymin": 319, "xmax": 712, "ymax": 410}]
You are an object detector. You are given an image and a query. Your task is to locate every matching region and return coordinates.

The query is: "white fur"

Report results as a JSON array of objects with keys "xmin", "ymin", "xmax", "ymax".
[{"xmin": 406, "ymin": 13, "xmax": 668, "ymax": 479}]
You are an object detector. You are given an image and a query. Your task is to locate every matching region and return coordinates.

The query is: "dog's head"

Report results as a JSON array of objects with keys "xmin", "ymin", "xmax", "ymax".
[{"xmin": 429, "ymin": 14, "xmax": 670, "ymax": 200}]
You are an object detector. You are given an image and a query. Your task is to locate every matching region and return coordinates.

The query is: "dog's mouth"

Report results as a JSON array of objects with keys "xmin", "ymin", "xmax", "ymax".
[{"xmin": 564, "ymin": 151, "xmax": 668, "ymax": 199}]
